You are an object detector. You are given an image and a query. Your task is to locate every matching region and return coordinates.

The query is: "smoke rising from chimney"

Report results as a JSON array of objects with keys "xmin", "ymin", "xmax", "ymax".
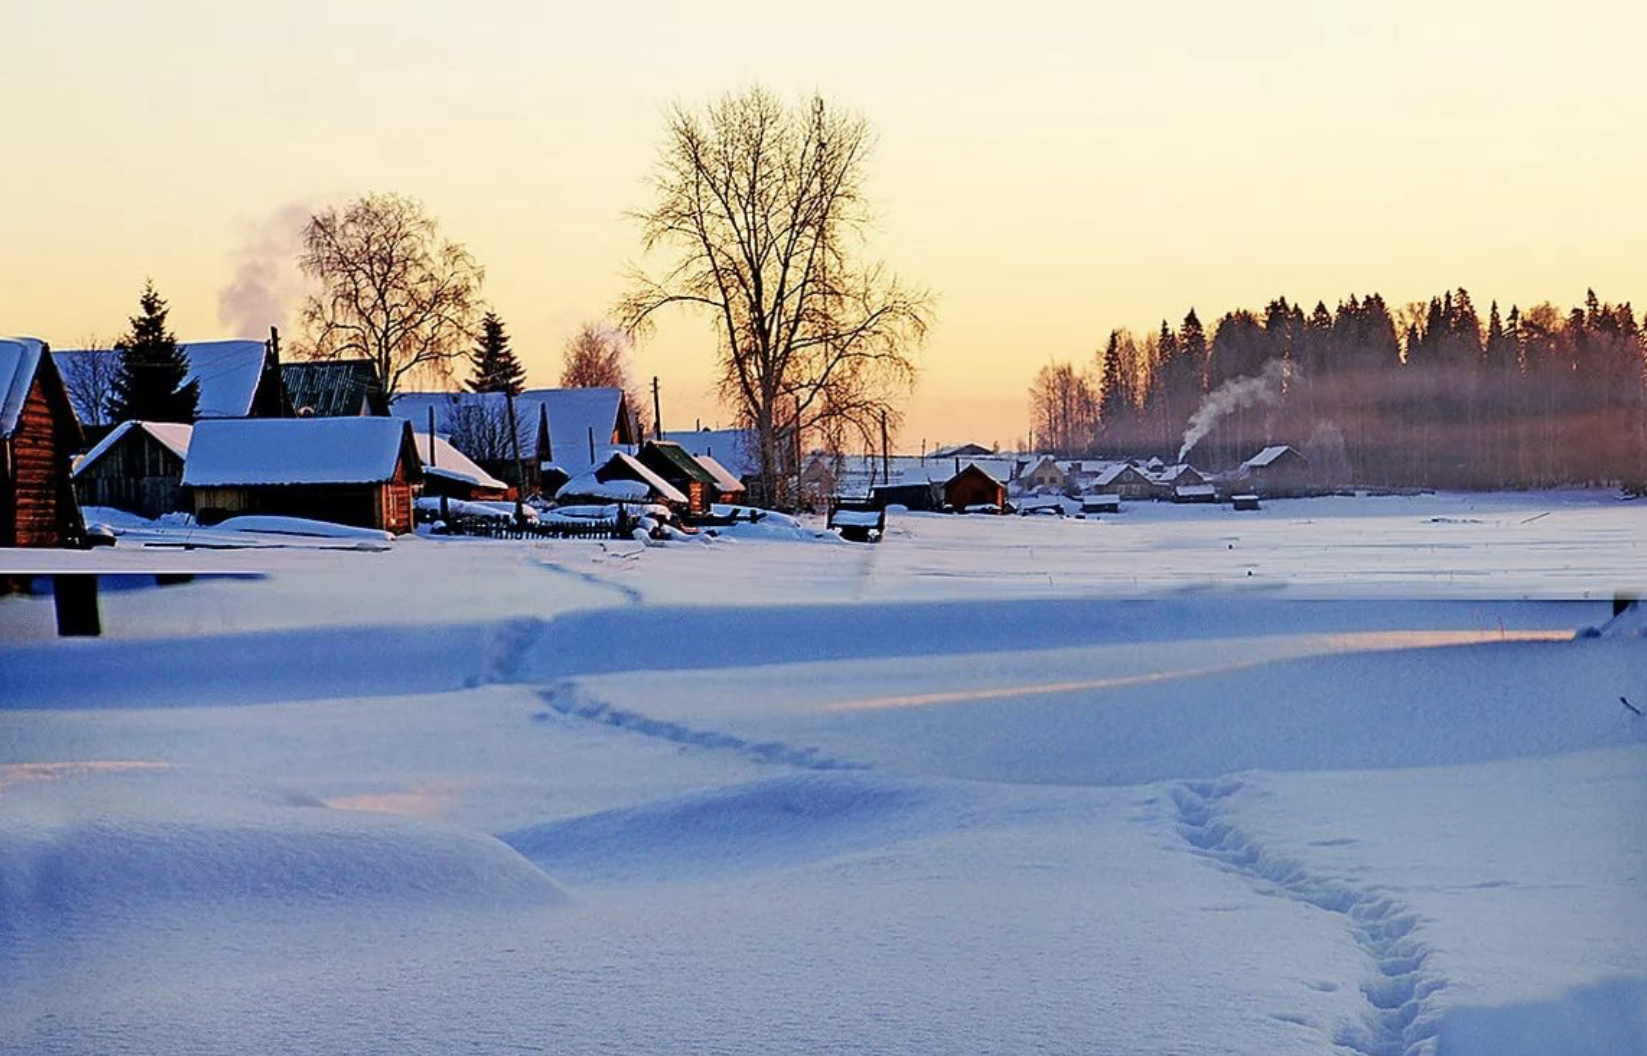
[
  {"xmin": 1177, "ymin": 359, "xmax": 1291, "ymax": 463},
  {"xmin": 217, "ymin": 202, "xmax": 313, "ymax": 337}
]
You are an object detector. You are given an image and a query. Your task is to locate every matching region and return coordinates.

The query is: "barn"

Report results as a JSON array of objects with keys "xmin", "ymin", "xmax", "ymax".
[
  {"xmin": 71, "ymin": 420, "xmax": 192, "ymax": 518},
  {"xmin": 183, "ymin": 418, "xmax": 423, "ymax": 533},
  {"xmin": 0, "ymin": 338, "xmax": 84, "ymax": 548},
  {"xmin": 944, "ymin": 463, "xmax": 1007, "ymax": 513},
  {"xmin": 636, "ymin": 440, "xmax": 718, "ymax": 514}
]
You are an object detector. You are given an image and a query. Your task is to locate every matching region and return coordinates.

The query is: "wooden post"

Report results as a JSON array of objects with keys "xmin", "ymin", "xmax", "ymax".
[
  {"xmin": 880, "ymin": 411, "xmax": 889, "ymax": 484},
  {"xmin": 652, "ymin": 376, "xmax": 663, "ymax": 440},
  {"xmin": 505, "ymin": 389, "xmax": 526, "ymax": 525},
  {"xmin": 587, "ymin": 426, "xmax": 596, "ymax": 466},
  {"xmin": 429, "ymin": 407, "xmax": 448, "ymax": 523},
  {"xmin": 54, "ymin": 575, "xmax": 100, "ymax": 637}
]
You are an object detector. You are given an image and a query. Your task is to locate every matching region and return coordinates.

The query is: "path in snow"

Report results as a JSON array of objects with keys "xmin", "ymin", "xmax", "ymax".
[{"xmin": 1172, "ymin": 779, "xmax": 1444, "ymax": 1056}]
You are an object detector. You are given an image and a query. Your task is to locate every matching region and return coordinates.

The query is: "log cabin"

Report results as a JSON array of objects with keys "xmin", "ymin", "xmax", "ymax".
[
  {"xmin": 944, "ymin": 463, "xmax": 1007, "ymax": 513},
  {"xmin": 636, "ymin": 440, "xmax": 719, "ymax": 515},
  {"xmin": 182, "ymin": 418, "xmax": 423, "ymax": 533},
  {"xmin": 0, "ymin": 338, "xmax": 85, "ymax": 548},
  {"xmin": 71, "ymin": 421, "xmax": 193, "ymax": 519}
]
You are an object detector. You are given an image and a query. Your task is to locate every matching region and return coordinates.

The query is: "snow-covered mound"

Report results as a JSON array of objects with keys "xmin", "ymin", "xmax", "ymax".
[
  {"xmin": 0, "ymin": 763, "xmax": 564, "ymax": 933},
  {"xmin": 211, "ymin": 515, "xmax": 394, "ymax": 541},
  {"xmin": 504, "ymin": 773, "xmax": 934, "ymax": 883}
]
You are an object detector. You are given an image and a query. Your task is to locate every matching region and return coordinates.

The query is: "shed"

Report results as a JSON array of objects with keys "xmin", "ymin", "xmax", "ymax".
[
  {"xmin": 0, "ymin": 338, "xmax": 85, "ymax": 547},
  {"xmin": 1080, "ymin": 493, "xmax": 1121, "ymax": 514},
  {"xmin": 72, "ymin": 420, "xmax": 192, "ymax": 518},
  {"xmin": 944, "ymin": 463, "xmax": 1006, "ymax": 513},
  {"xmin": 1232, "ymin": 493, "xmax": 1262, "ymax": 511},
  {"xmin": 412, "ymin": 430, "xmax": 508, "ymax": 501},
  {"xmin": 556, "ymin": 451, "xmax": 687, "ymax": 508},
  {"xmin": 1173, "ymin": 483, "xmax": 1218, "ymax": 504},
  {"xmin": 1238, "ymin": 445, "xmax": 1311, "ymax": 496},
  {"xmin": 870, "ymin": 481, "xmax": 942, "ymax": 511},
  {"xmin": 636, "ymin": 440, "xmax": 718, "ymax": 514},
  {"xmin": 183, "ymin": 417, "xmax": 423, "ymax": 533}
]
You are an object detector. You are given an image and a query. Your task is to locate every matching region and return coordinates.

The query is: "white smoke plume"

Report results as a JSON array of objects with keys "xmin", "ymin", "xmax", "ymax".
[
  {"xmin": 1177, "ymin": 358, "xmax": 1291, "ymax": 463},
  {"xmin": 217, "ymin": 202, "xmax": 314, "ymax": 337}
]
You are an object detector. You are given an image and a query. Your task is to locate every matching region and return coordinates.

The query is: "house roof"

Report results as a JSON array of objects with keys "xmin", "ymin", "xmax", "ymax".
[
  {"xmin": 642, "ymin": 440, "xmax": 718, "ymax": 485},
  {"xmin": 660, "ymin": 428, "xmax": 757, "ymax": 479},
  {"xmin": 0, "ymin": 337, "xmax": 47, "ymax": 437},
  {"xmin": 558, "ymin": 450, "xmax": 687, "ymax": 505},
  {"xmin": 182, "ymin": 418, "xmax": 421, "ymax": 487},
  {"xmin": 55, "ymin": 340, "xmax": 269, "ymax": 421},
  {"xmin": 72, "ymin": 420, "xmax": 193, "ymax": 478},
  {"xmin": 1243, "ymin": 445, "xmax": 1304, "ymax": 469},
  {"xmin": 932, "ymin": 442, "xmax": 993, "ymax": 459},
  {"xmin": 412, "ymin": 430, "xmax": 506, "ymax": 491},
  {"xmin": 393, "ymin": 387, "xmax": 629, "ymax": 475},
  {"xmin": 1092, "ymin": 463, "xmax": 1145, "ymax": 487},
  {"xmin": 946, "ymin": 462, "xmax": 1004, "ymax": 488},
  {"xmin": 694, "ymin": 454, "xmax": 745, "ymax": 493},
  {"xmin": 282, "ymin": 360, "xmax": 386, "ymax": 417}
]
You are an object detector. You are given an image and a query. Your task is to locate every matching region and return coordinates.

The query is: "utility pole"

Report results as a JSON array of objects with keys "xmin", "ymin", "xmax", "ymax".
[
  {"xmin": 429, "ymin": 406, "xmax": 447, "ymax": 523},
  {"xmin": 880, "ymin": 410, "xmax": 890, "ymax": 483},
  {"xmin": 652, "ymin": 376, "xmax": 663, "ymax": 440}
]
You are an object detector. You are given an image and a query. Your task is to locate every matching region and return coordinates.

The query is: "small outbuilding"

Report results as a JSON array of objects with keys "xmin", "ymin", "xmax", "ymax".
[
  {"xmin": 870, "ymin": 481, "xmax": 942, "ymax": 511},
  {"xmin": 556, "ymin": 451, "xmax": 688, "ymax": 508},
  {"xmin": 281, "ymin": 359, "xmax": 389, "ymax": 417},
  {"xmin": 412, "ymin": 430, "xmax": 508, "ymax": 501},
  {"xmin": 1239, "ymin": 445, "xmax": 1311, "ymax": 496},
  {"xmin": 1173, "ymin": 483, "xmax": 1218, "ymax": 504},
  {"xmin": 183, "ymin": 417, "xmax": 424, "ymax": 533},
  {"xmin": 72, "ymin": 420, "xmax": 193, "ymax": 518},
  {"xmin": 944, "ymin": 463, "xmax": 1007, "ymax": 513},
  {"xmin": 636, "ymin": 440, "xmax": 719, "ymax": 514},
  {"xmin": 694, "ymin": 453, "xmax": 747, "ymax": 505},
  {"xmin": 0, "ymin": 338, "xmax": 84, "ymax": 547}
]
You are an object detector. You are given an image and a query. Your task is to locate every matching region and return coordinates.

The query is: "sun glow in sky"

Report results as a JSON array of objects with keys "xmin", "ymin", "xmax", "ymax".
[{"xmin": 6, "ymin": 0, "xmax": 1644, "ymax": 446}]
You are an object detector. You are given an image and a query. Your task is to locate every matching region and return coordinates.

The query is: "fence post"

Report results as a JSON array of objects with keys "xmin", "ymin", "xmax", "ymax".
[{"xmin": 54, "ymin": 574, "xmax": 101, "ymax": 637}]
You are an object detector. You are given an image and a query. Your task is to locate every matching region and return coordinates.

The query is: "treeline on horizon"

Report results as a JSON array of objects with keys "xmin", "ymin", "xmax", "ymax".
[{"xmin": 1027, "ymin": 288, "xmax": 1647, "ymax": 490}]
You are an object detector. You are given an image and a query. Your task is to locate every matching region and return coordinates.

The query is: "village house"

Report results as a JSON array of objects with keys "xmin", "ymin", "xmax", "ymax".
[
  {"xmin": 1237, "ymin": 445, "xmax": 1311, "ymax": 496},
  {"xmin": 944, "ymin": 463, "xmax": 1007, "ymax": 513},
  {"xmin": 182, "ymin": 417, "xmax": 423, "ymax": 533},
  {"xmin": 636, "ymin": 440, "xmax": 719, "ymax": 515},
  {"xmin": 1146, "ymin": 463, "xmax": 1206, "ymax": 500},
  {"xmin": 931, "ymin": 442, "xmax": 993, "ymax": 459},
  {"xmin": 1089, "ymin": 463, "xmax": 1153, "ymax": 498},
  {"xmin": 694, "ymin": 454, "xmax": 746, "ymax": 505},
  {"xmin": 0, "ymin": 338, "xmax": 84, "ymax": 547},
  {"xmin": 1022, "ymin": 456, "xmax": 1068, "ymax": 493},
  {"xmin": 71, "ymin": 421, "xmax": 192, "ymax": 519},
  {"xmin": 56, "ymin": 338, "xmax": 283, "ymax": 428}
]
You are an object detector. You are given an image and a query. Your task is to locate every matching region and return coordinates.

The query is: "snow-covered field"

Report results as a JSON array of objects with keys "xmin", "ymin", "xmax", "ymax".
[{"xmin": 2, "ymin": 491, "xmax": 1645, "ymax": 1055}]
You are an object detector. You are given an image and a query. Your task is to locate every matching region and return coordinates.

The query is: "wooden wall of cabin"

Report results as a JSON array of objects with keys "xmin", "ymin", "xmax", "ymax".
[
  {"xmin": 4, "ymin": 378, "xmax": 78, "ymax": 547},
  {"xmin": 74, "ymin": 433, "xmax": 185, "ymax": 519}
]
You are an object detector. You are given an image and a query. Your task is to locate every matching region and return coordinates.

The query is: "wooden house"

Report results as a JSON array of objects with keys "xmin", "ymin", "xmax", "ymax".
[
  {"xmin": 0, "ymin": 338, "xmax": 84, "ymax": 547},
  {"xmin": 637, "ymin": 440, "xmax": 718, "ymax": 514},
  {"xmin": 944, "ymin": 463, "xmax": 1007, "ymax": 513},
  {"xmin": 555, "ymin": 451, "xmax": 688, "ymax": 508},
  {"xmin": 183, "ymin": 418, "xmax": 423, "ymax": 533},
  {"xmin": 694, "ymin": 453, "xmax": 746, "ymax": 505},
  {"xmin": 71, "ymin": 421, "xmax": 192, "ymax": 519},
  {"xmin": 1090, "ymin": 463, "xmax": 1153, "ymax": 497},
  {"xmin": 1022, "ymin": 456, "xmax": 1068, "ymax": 493},
  {"xmin": 1238, "ymin": 445, "xmax": 1311, "ymax": 496},
  {"xmin": 1147, "ymin": 463, "xmax": 1205, "ymax": 500}
]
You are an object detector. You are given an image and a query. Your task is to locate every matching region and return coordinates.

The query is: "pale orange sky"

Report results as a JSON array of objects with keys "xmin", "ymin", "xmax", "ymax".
[{"xmin": 6, "ymin": 0, "xmax": 1644, "ymax": 448}]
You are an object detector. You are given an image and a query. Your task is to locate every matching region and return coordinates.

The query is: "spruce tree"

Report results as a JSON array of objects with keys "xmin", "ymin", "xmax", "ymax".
[
  {"xmin": 468, "ymin": 311, "xmax": 526, "ymax": 395},
  {"xmin": 107, "ymin": 281, "xmax": 198, "ymax": 423}
]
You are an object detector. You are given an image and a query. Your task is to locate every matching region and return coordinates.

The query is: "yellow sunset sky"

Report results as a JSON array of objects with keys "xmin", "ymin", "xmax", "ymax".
[{"xmin": 6, "ymin": 0, "xmax": 1644, "ymax": 447}]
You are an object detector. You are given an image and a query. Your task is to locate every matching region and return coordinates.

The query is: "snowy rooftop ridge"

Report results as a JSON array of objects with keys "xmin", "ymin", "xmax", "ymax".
[
  {"xmin": 0, "ymin": 336, "xmax": 47, "ymax": 437},
  {"xmin": 695, "ymin": 454, "xmax": 745, "ymax": 493},
  {"xmin": 1243, "ymin": 445, "xmax": 1301, "ymax": 469},
  {"xmin": 55, "ymin": 340, "xmax": 268, "ymax": 421},
  {"xmin": 72, "ymin": 421, "xmax": 194, "ymax": 478},
  {"xmin": 182, "ymin": 417, "xmax": 420, "ymax": 487},
  {"xmin": 393, "ymin": 387, "xmax": 630, "ymax": 476},
  {"xmin": 411, "ymin": 430, "xmax": 506, "ymax": 491}
]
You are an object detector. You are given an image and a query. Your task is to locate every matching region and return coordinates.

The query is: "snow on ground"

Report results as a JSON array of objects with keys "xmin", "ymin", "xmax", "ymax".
[{"xmin": 1, "ymin": 489, "xmax": 1645, "ymax": 1054}]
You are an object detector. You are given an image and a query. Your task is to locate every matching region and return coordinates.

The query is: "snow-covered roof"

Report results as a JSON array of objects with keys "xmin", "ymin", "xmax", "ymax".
[
  {"xmin": 182, "ymin": 418, "xmax": 420, "ymax": 487},
  {"xmin": 1242, "ymin": 445, "xmax": 1303, "ymax": 469},
  {"xmin": 72, "ymin": 421, "xmax": 193, "ymax": 478},
  {"xmin": 661, "ymin": 428, "xmax": 757, "ymax": 479},
  {"xmin": 0, "ymin": 336, "xmax": 47, "ymax": 436},
  {"xmin": 695, "ymin": 454, "xmax": 746, "ymax": 493},
  {"xmin": 393, "ymin": 388, "xmax": 630, "ymax": 476},
  {"xmin": 604, "ymin": 450, "xmax": 687, "ymax": 505},
  {"xmin": 1175, "ymin": 483, "xmax": 1217, "ymax": 496},
  {"xmin": 555, "ymin": 475, "xmax": 652, "ymax": 503},
  {"xmin": 1092, "ymin": 464, "xmax": 1144, "ymax": 487},
  {"xmin": 55, "ymin": 340, "xmax": 268, "ymax": 421},
  {"xmin": 412, "ymin": 430, "xmax": 506, "ymax": 491}
]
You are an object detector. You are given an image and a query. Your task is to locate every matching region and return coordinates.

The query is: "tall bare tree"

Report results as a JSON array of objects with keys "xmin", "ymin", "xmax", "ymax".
[
  {"xmin": 294, "ymin": 192, "xmax": 484, "ymax": 396},
  {"xmin": 1027, "ymin": 361, "xmax": 1099, "ymax": 455},
  {"xmin": 57, "ymin": 336, "xmax": 119, "ymax": 426},
  {"xmin": 619, "ymin": 87, "xmax": 932, "ymax": 506}
]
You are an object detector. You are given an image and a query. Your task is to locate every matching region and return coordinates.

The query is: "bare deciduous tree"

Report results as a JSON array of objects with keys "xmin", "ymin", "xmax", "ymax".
[
  {"xmin": 561, "ymin": 322, "xmax": 648, "ymax": 437},
  {"xmin": 1028, "ymin": 362, "xmax": 1099, "ymax": 455},
  {"xmin": 618, "ymin": 87, "xmax": 932, "ymax": 506},
  {"xmin": 58, "ymin": 336, "xmax": 119, "ymax": 426},
  {"xmin": 295, "ymin": 192, "xmax": 484, "ymax": 396}
]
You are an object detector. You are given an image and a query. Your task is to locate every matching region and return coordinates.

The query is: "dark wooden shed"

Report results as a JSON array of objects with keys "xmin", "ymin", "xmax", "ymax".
[
  {"xmin": 71, "ymin": 420, "xmax": 193, "ymax": 519},
  {"xmin": 183, "ymin": 418, "xmax": 423, "ymax": 533},
  {"xmin": 944, "ymin": 463, "xmax": 1006, "ymax": 513},
  {"xmin": 637, "ymin": 440, "xmax": 718, "ymax": 514},
  {"xmin": 1, "ymin": 339, "xmax": 85, "ymax": 548}
]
